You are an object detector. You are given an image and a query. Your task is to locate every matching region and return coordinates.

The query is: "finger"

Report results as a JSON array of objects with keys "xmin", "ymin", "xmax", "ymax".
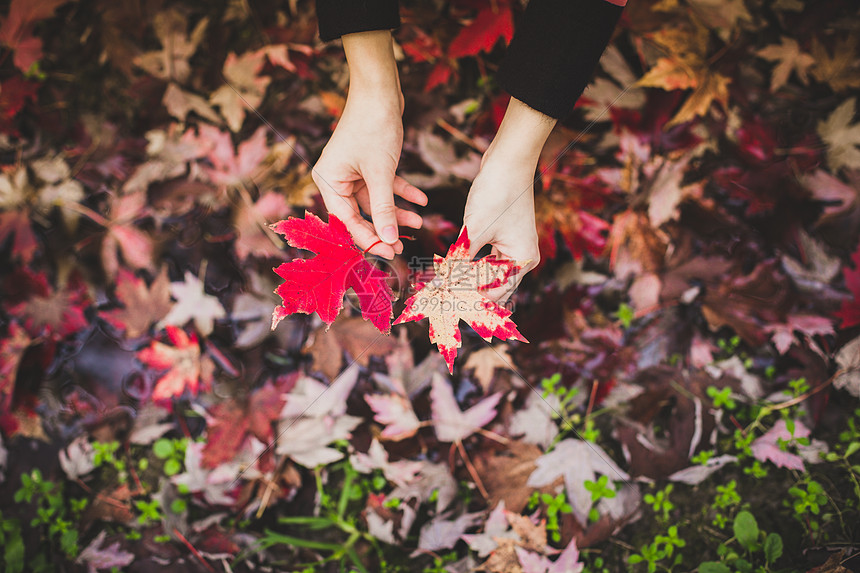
[
  {"xmin": 481, "ymin": 245, "xmax": 538, "ymax": 303},
  {"xmin": 355, "ymin": 189, "xmax": 420, "ymax": 229},
  {"xmin": 461, "ymin": 223, "xmax": 490, "ymax": 261},
  {"xmin": 364, "ymin": 169, "xmax": 400, "ymax": 245},
  {"xmin": 393, "ymin": 176, "xmax": 428, "ymax": 206},
  {"xmin": 320, "ymin": 185, "xmax": 396, "ymax": 259}
]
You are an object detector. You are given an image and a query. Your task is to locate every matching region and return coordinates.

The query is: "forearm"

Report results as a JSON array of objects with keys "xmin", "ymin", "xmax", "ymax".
[{"xmin": 342, "ymin": 30, "xmax": 402, "ymax": 111}]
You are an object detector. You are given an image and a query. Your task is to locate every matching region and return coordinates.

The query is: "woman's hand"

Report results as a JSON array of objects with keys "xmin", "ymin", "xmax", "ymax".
[
  {"xmin": 462, "ymin": 97, "xmax": 557, "ymax": 302},
  {"xmin": 312, "ymin": 31, "xmax": 426, "ymax": 259}
]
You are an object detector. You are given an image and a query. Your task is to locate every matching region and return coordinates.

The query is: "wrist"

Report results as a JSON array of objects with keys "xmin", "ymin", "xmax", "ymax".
[
  {"xmin": 342, "ymin": 30, "xmax": 402, "ymax": 108},
  {"xmin": 484, "ymin": 97, "xmax": 557, "ymax": 168}
]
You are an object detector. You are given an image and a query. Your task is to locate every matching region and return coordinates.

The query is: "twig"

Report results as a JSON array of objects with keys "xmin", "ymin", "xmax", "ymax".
[
  {"xmin": 173, "ymin": 527, "xmax": 217, "ymax": 573},
  {"xmin": 456, "ymin": 441, "xmax": 489, "ymax": 500}
]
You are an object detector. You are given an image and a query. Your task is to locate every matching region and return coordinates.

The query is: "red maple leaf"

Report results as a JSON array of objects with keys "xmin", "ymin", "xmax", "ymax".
[
  {"xmin": 269, "ymin": 211, "xmax": 394, "ymax": 334},
  {"xmin": 201, "ymin": 374, "xmax": 296, "ymax": 468},
  {"xmin": 393, "ymin": 226, "xmax": 527, "ymax": 372},
  {"xmin": 0, "ymin": 210, "xmax": 38, "ymax": 263},
  {"xmin": 136, "ymin": 326, "xmax": 213, "ymax": 403},
  {"xmin": 5, "ymin": 268, "xmax": 89, "ymax": 340},
  {"xmin": 448, "ymin": 1, "xmax": 514, "ymax": 59},
  {"xmin": 835, "ymin": 242, "xmax": 860, "ymax": 329},
  {"xmin": 0, "ymin": 76, "xmax": 38, "ymax": 135},
  {"xmin": 0, "ymin": 0, "xmax": 71, "ymax": 72}
]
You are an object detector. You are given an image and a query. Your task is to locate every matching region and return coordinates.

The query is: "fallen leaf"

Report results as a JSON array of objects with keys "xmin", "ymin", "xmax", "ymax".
[
  {"xmin": 811, "ymin": 36, "xmax": 860, "ymax": 93},
  {"xmin": 351, "ymin": 439, "xmax": 424, "ymax": 487},
  {"xmin": 200, "ymin": 124, "xmax": 269, "ymax": 190},
  {"xmin": 447, "ymin": 1, "xmax": 513, "ymax": 59},
  {"xmin": 0, "ymin": 322, "xmax": 30, "ymax": 412},
  {"xmin": 751, "ymin": 419, "xmax": 811, "ymax": 471},
  {"xmin": 137, "ymin": 325, "xmax": 213, "ymax": 403},
  {"xmin": 389, "ymin": 461, "xmax": 458, "ymax": 514},
  {"xmin": 834, "ymin": 335, "xmax": 860, "ymax": 397},
  {"xmin": 461, "ymin": 501, "xmax": 519, "ymax": 558},
  {"xmin": 394, "ymin": 226, "xmax": 527, "ymax": 372},
  {"xmin": 276, "ymin": 414, "xmax": 362, "ymax": 468},
  {"xmin": 464, "ymin": 345, "xmax": 514, "ymax": 393},
  {"xmin": 430, "ymin": 372, "xmax": 501, "ymax": 443},
  {"xmin": 365, "ymin": 393, "xmax": 421, "ymax": 441},
  {"xmin": 756, "ymin": 36, "xmax": 815, "ymax": 92},
  {"xmin": 280, "ymin": 363, "xmax": 359, "ymax": 420},
  {"xmin": 818, "ymin": 98, "xmax": 860, "ymax": 172},
  {"xmin": 75, "ymin": 530, "xmax": 135, "ymax": 573},
  {"xmin": 516, "ymin": 536, "xmax": 584, "ymax": 573},
  {"xmin": 509, "ymin": 392, "xmax": 560, "ymax": 450},
  {"xmin": 667, "ymin": 454, "xmax": 737, "ymax": 485},
  {"xmin": 100, "ymin": 192, "xmax": 155, "ymax": 279},
  {"xmin": 763, "ymin": 314, "xmax": 834, "ymax": 355},
  {"xmin": 157, "ymin": 270, "xmax": 227, "ymax": 337},
  {"xmin": 835, "ymin": 242, "xmax": 860, "ymax": 329},
  {"xmin": 303, "ymin": 316, "xmax": 399, "ymax": 381},
  {"xmin": 414, "ymin": 511, "xmax": 482, "ymax": 554},
  {"xmin": 0, "ymin": 0, "xmax": 71, "ymax": 72},
  {"xmin": 101, "ymin": 267, "xmax": 172, "ymax": 338},
  {"xmin": 210, "ymin": 48, "xmax": 271, "ymax": 132},
  {"xmin": 527, "ymin": 439, "xmax": 629, "ymax": 526},
  {"xmin": 162, "ymin": 82, "xmax": 221, "ymax": 123},
  {"xmin": 59, "ymin": 436, "xmax": 96, "ymax": 480},
  {"xmin": 233, "ymin": 190, "xmax": 289, "ymax": 261},
  {"xmin": 133, "ymin": 9, "xmax": 208, "ymax": 82},
  {"xmin": 202, "ymin": 377, "xmax": 290, "ymax": 468},
  {"xmin": 270, "ymin": 211, "xmax": 394, "ymax": 334},
  {"xmin": 473, "ymin": 440, "xmax": 542, "ymax": 513}
]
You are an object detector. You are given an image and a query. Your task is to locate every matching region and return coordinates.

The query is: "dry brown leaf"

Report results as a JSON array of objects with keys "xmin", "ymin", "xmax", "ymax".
[
  {"xmin": 463, "ymin": 345, "xmax": 514, "ymax": 393},
  {"xmin": 303, "ymin": 316, "xmax": 400, "ymax": 380},
  {"xmin": 811, "ymin": 36, "xmax": 860, "ymax": 93},
  {"xmin": 473, "ymin": 441, "xmax": 542, "ymax": 513}
]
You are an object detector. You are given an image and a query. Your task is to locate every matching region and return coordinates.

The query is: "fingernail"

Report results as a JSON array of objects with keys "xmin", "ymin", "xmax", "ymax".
[{"xmin": 381, "ymin": 225, "xmax": 397, "ymax": 243}]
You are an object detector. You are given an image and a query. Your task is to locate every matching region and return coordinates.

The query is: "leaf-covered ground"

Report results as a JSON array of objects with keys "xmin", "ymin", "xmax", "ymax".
[{"xmin": 1, "ymin": 0, "xmax": 860, "ymax": 572}]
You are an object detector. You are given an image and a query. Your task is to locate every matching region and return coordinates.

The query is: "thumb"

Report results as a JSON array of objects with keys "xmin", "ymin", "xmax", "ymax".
[
  {"xmin": 365, "ymin": 169, "xmax": 399, "ymax": 244},
  {"xmin": 461, "ymin": 221, "xmax": 491, "ymax": 261}
]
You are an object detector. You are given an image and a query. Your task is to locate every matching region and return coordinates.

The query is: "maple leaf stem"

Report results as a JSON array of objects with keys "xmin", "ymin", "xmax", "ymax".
[
  {"xmin": 173, "ymin": 527, "xmax": 217, "ymax": 573},
  {"xmin": 455, "ymin": 440, "xmax": 490, "ymax": 500},
  {"xmin": 62, "ymin": 201, "xmax": 111, "ymax": 227},
  {"xmin": 361, "ymin": 235, "xmax": 415, "ymax": 255}
]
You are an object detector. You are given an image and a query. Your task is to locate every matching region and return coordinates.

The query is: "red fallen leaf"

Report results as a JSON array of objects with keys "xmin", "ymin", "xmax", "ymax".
[
  {"xmin": 0, "ymin": 76, "xmax": 38, "ymax": 135},
  {"xmin": 394, "ymin": 226, "xmax": 527, "ymax": 372},
  {"xmin": 0, "ymin": 0, "xmax": 70, "ymax": 72},
  {"xmin": 835, "ymin": 242, "xmax": 860, "ymax": 329},
  {"xmin": 233, "ymin": 190, "xmax": 290, "ymax": 261},
  {"xmin": 136, "ymin": 325, "xmax": 213, "ymax": 403},
  {"xmin": 0, "ymin": 209, "xmax": 38, "ymax": 263},
  {"xmin": 202, "ymin": 375, "xmax": 295, "ymax": 468},
  {"xmin": 425, "ymin": 61, "xmax": 454, "ymax": 92},
  {"xmin": 199, "ymin": 125, "xmax": 268, "ymax": 189},
  {"xmin": 100, "ymin": 267, "xmax": 172, "ymax": 339},
  {"xmin": 0, "ymin": 322, "xmax": 30, "ymax": 413},
  {"xmin": 101, "ymin": 192, "xmax": 154, "ymax": 279},
  {"xmin": 270, "ymin": 211, "xmax": 394, "ymax": 334},
  {"xmin": 5, "ymin": 268, "xmax": 90, "ymax": 340},
  {"xmin": 535, "ymin": 174, "xmax": 612, "ymax": 266},
  {"xmin": 448, "ymin": 1, "xmax": 513, "ymax": 59}
]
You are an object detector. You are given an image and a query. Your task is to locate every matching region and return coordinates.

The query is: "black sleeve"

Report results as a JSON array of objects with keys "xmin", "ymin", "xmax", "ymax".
[
  {"xmin": 497, "ymin": 0, "xmax": 625, "ymax": 119},
  {"xmin": 315, "ymin": 0, "xmax": 401, "ymax": 42}
]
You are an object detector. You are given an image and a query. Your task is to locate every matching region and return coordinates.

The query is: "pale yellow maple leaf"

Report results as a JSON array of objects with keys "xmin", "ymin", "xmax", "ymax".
[
  {"xmin": 210, "ymin": 49, "xmax": 272, "ymax": 132},
  {"xmin": 817, "ymin": 98, "xmax": 860, "ymax": 172},
  {"xmin": 133, "ymin": 9, "xmax": 209, "ymax": 83},
  {"xmin": 756, "ymin": 36, "xmax": 815, "ymax": 92},
  {"xmin": 811, "ymin": 36, "xmax": 860, "ymax": 93}
]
